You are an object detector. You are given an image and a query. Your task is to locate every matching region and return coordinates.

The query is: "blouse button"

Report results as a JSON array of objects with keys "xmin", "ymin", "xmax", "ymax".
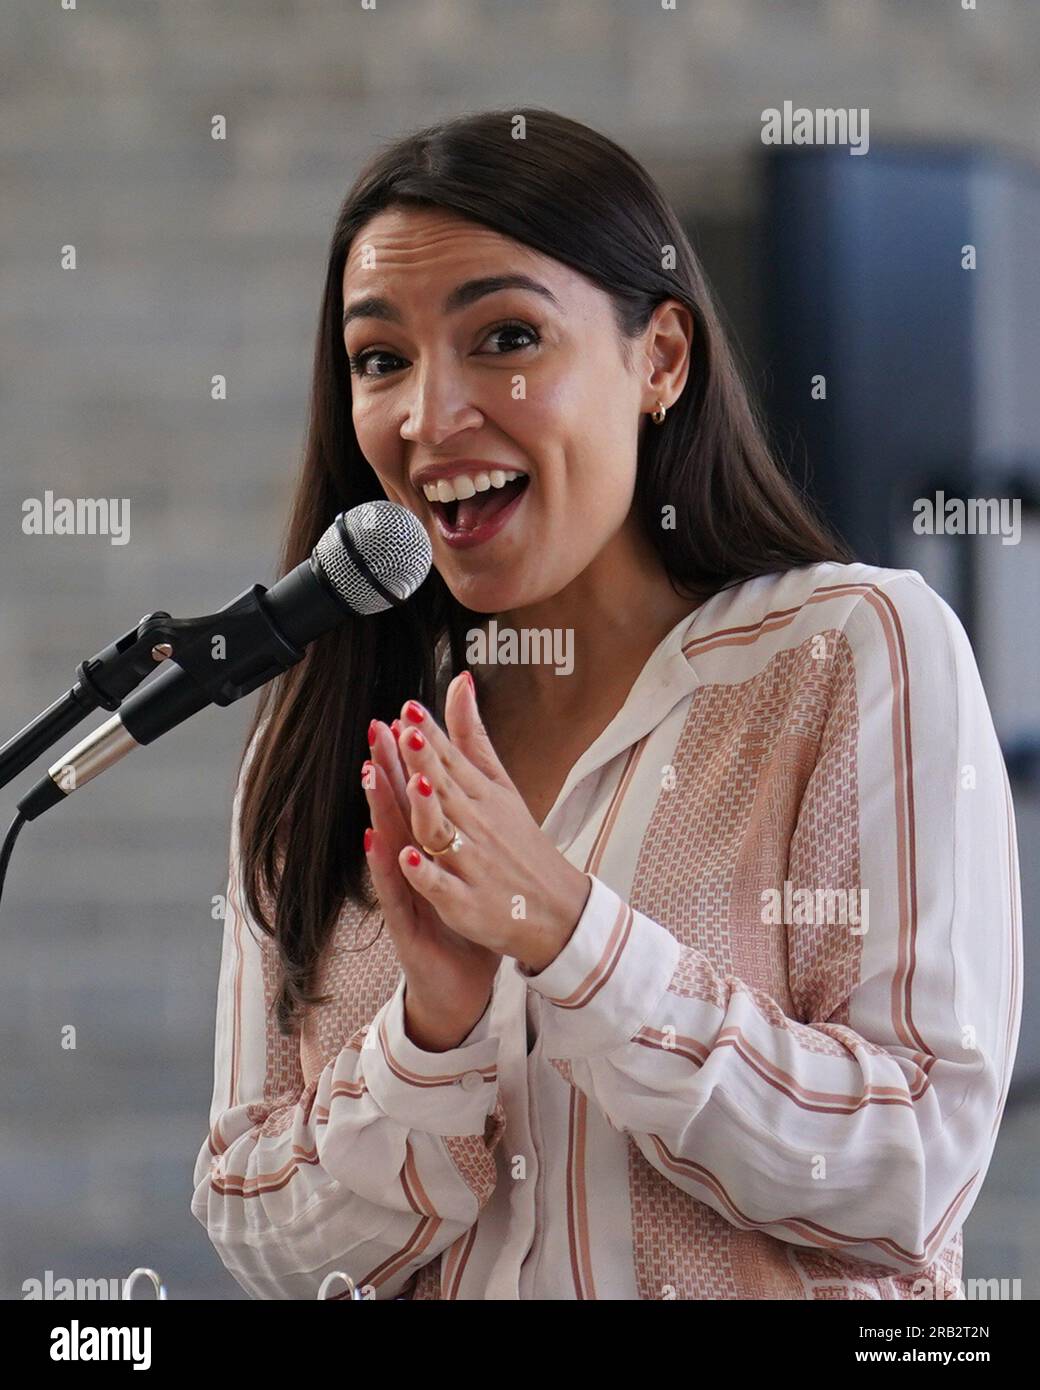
[{"xmin": 458, "ymin": 1070, "xmax": 484, "ymax": 1092}]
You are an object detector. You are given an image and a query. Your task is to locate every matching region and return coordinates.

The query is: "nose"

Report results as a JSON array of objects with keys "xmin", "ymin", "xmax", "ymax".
[{"xmin": 398, "ymin": 354, "xmax": 483, "ymax": 445}]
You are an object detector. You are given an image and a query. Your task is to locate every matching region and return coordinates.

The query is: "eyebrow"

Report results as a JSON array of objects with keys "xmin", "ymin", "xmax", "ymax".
[{"xmin": 342, "ymin": 274, "xmax": 562, "ymax": 330}]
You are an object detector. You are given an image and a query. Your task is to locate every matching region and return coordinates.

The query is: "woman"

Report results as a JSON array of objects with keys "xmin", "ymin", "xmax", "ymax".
[{"xmin": 191, "ymin": 108, "xmax": 1022, "ymax": 1300}]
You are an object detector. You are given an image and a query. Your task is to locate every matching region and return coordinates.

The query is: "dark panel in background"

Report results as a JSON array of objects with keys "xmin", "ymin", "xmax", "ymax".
[
  {"xmin": 755, "ymin": 144, "xmax": 1040, "ymax": 1087},
  {"xmin": 760, "ymin": 144, "xmax": 1040, "ymax": 753},
  {"xmin": 763, "ymin": 146, "xmax": 981, "ymax": 567}
]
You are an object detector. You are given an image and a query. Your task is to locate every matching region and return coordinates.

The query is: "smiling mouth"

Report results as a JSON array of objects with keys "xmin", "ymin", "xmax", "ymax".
[{"xmin": 429, "ymin": 475, "xmax": 530, "ymax": 533}]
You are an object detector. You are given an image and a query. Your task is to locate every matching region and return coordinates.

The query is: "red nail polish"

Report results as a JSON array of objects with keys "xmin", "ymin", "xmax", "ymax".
[
  {"xmin": 416, "ymin": 775, "xmax": 433, "ymax": 797},
  {"xmin": 363, "ymin": 827, "xmax": 374, "ymax": 853},
  {"xmin": 407, "ymin": 730, "xmax": 425, "ymax": 751},
  {"xmin": 405, "ymin": 847, "xmax": 421, "ymax": 867},
  {"xmin": 391, "ymin": 719, "xmax": 401, "ymax": 737},
  {"xmin": 404, "ymin": 701, "xmax": 425, "ymax": 724},
  {"xmin": 464, "ymin": 671, "xmax": 475, "ymax": 695},
  {"xmin": 361, "ymin": 761, "xmax": 374, "ymax": 785},
  {"xmin": 367, "ymin": 720, "xmax": 377, "ymax": 746}
]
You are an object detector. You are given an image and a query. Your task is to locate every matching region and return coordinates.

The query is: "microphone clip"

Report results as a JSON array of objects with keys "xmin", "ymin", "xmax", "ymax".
[
  {"xmin": 89, "ymin": 585, "xmax": 304, "ymax": 710},
  {"xmin": 0, "ymin": 587, "xmax": 304, "ymax": 795}
]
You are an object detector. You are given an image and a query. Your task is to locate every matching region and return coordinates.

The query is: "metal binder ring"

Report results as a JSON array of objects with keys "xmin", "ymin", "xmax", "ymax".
[
  {"xmin": 317, "ymin": 1270, "xmax": 365, "ymax": 1300},
  {"xmin": 122, "ymin": 1267, "xmax": 168, "ymax": 1300}
]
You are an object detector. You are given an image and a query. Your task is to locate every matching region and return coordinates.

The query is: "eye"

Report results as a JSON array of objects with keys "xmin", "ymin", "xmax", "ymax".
[
  {"xmin": 347, "ymin": 319, "xmax": 541, "ymax": 380},
  {"xmin": 481, "ymin": 320, "xmax": 540, "ymax": 355},
  {"xmin": 347, "ymin": 347, "xmax": 404, "ymax": 379}
]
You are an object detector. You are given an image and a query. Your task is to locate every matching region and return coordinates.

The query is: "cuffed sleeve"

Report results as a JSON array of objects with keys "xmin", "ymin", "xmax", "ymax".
[
  {"xmin": 519, "ymin": 573, "xmax": 1023, "ymax": 1278},
  {"xmin": 516, "ymin": 873, "xmax": 680, "ymax": 1057},
  {"xmin": 363, "ymin": 974, "xmax": 500, "ymax": 1136}
]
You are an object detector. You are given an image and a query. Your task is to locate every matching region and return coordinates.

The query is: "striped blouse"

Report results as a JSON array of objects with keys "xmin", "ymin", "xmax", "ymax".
[{"xmin": 191, "ymin": 560, "xmax": 1023, "ymax": 1299}]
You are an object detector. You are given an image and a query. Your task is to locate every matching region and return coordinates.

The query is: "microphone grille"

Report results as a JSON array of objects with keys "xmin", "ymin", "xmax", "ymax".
[{"xmin": 314, "ymin": 501, "xmax": 433, "ymax": 614}]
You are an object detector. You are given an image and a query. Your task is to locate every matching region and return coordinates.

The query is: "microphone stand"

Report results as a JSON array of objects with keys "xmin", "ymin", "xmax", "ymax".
[{"xmin": 0, "ymin": 585, "xmax": 303, "ymax": 793}]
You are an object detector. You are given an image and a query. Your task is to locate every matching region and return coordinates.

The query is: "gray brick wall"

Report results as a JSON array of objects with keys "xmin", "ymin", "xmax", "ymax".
[{"xmin": 1, "ymin": 0, "xmax": 1035, "ymax": 1300}]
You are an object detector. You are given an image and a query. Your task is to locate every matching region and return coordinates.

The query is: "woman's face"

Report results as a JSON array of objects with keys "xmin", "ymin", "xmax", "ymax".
[{"xmin": 341, "ymin": 205, "xmax": 665, "ymax": 615}]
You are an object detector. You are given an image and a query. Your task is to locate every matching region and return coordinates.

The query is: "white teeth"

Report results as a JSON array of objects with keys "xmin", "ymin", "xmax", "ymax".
[
  {"xmin": 448, "ymin": 475, "xmax": 476, "ymax": 500},
  {"xmin": 421, "ymin": 469, "xmax": 526, "ymax": 503}
]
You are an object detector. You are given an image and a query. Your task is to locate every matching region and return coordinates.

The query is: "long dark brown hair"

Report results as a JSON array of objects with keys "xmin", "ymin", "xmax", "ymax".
[{"xmin": 236, "ymin": 106, "xmax": 856, "ymax": 1035}]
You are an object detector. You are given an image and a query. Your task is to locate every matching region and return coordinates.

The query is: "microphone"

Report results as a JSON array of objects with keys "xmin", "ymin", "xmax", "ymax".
[{"xmin": 16, "ymin": 501, "xmax": 432, "ymax": 821}]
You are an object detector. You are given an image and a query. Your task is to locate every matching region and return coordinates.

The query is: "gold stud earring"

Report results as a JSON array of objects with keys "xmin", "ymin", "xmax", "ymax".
[{"xmin": 651, "ymin": 399, "xmax": 667, "ymax": 425}]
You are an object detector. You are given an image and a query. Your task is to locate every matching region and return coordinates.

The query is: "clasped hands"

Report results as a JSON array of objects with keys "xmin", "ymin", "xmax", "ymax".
[{"xmin": 361, "ymin": 671, "xmax": 591, "ymax": 975}]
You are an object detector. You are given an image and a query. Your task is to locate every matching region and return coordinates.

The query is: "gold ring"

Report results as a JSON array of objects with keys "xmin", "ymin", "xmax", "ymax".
[{"xmin": 420, "ymin": 820, "xmax": 464, "ymax": 856}]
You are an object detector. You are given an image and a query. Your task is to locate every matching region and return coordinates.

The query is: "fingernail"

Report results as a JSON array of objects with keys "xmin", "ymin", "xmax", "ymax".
[
  {"xmin": 404, "ymin": 701, "xmax": 426, "ymax": 724},
  {"xmin": 405, "ymin": 847, "xmax": 422, "ymax": 867},
  {"xmin": 363, "ymin": 827, "xmax": 374, "ymax": 853},
  {"xmin": 391, "ymin": 719, "xmax": 401, "ymax": 738},
  {"xmin": 463, "ymin": 671, "xmax": 475, "ymax": 696},
  {"xmin": 361, "ymin": 760, "xmax": 374, "ymax": 786},
  {"xmin": 416, "ymin": 775, "xmax": 433, "ymax": 797},
  {"xmin": 367, "ymin": 720, "xmax": 378, "ymax": 746},
  {"xmin": 406, "ymin": 730, "xmax": 425, "ymax": 751}
]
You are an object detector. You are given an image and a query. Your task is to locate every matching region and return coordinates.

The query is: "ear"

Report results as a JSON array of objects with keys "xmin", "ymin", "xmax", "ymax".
[{"xmin": 444, "ymin": 672, "xmax": 514, "ymax": 788}]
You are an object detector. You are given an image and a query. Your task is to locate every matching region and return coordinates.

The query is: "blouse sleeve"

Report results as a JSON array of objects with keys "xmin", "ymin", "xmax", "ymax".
[
  {"xmin": 191, "ymin": 739, "xmax": 507, "ymax": 1300},
  {"xmin": 517, "ymin": 571, "xmax": 1023, "ymax": 1276}
]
